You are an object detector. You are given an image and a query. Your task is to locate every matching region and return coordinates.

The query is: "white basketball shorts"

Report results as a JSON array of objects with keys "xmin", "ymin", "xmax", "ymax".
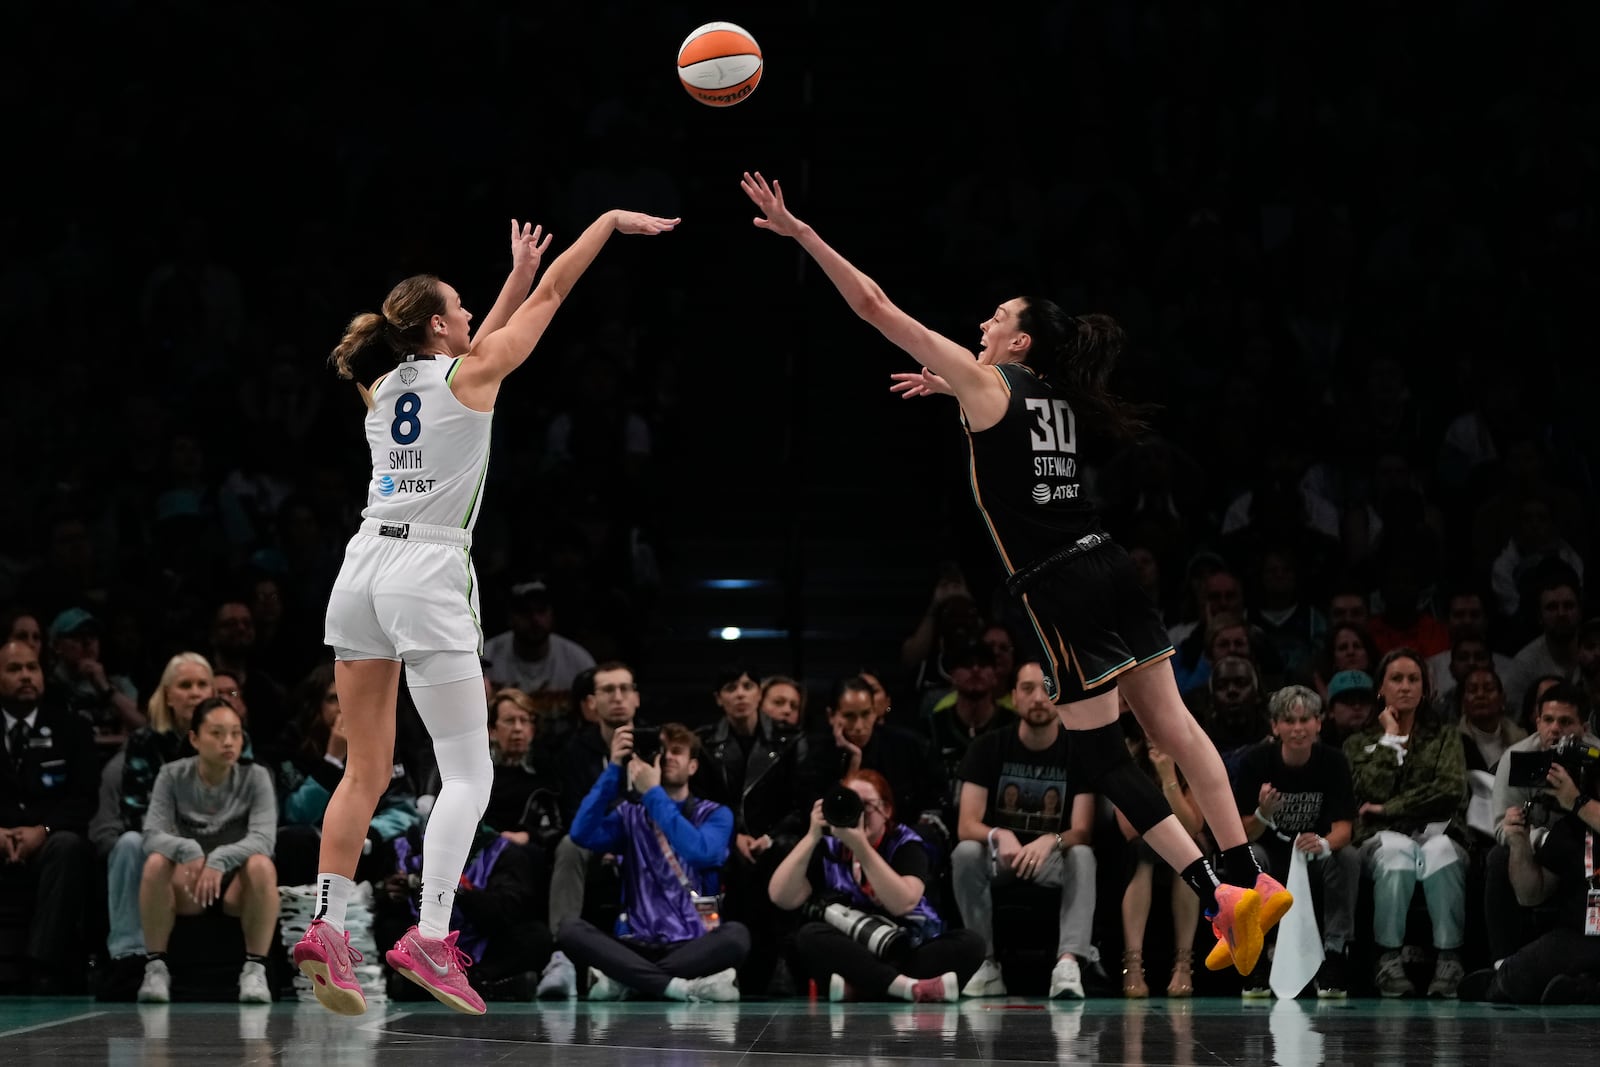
[{"xmin": 324, "ymin": 519, "xmax": 483, "ymax": 663}]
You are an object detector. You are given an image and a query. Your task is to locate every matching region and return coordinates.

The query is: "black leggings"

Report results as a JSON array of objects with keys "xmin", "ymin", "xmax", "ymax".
[
  {"xmin": 790, "ymin": 921, "xmax": 985, "ymax": 997},
  {"xmin": 557, "ymin": 918, "xmax": 751, "ymax": 997}
]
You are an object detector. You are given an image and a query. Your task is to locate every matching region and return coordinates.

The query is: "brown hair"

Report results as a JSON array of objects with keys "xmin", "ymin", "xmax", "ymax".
[
  {"xmin": 1015, "ymin": 302, "xmax": 1153, "ymax": 440},
  {"xmin": 329, "ymin": 274, "xmax": 446, "ymax": 380},
  {"xmin": 659, "ymin": 722, "xmax": 701, "ymax": 757},
  {"xmin": 843, "ymin": 768, "xmax": 896, "ymax": 823}
]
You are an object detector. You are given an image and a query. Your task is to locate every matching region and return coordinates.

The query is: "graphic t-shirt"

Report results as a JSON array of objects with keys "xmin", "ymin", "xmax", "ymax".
[
  {"xmin": 959, "ymin": 727, "xmax": 1074, "ymax": 841},
  {"xmin": 1231, "ymin": 740, "xmax": 1357, "ymax": 855}
]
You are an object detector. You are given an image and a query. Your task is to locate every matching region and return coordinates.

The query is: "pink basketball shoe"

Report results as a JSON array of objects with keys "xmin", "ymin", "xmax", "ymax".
[
  {"xmin": 385, "ymin": 926, "xmax": 486, "ymax": 1016},
  {"xmin": 293, "ymin": 919, "xmax": 367, "ymax": 1016}
]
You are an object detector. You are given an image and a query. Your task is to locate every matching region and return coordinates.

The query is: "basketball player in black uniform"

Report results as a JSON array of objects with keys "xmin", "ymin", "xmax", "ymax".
[{"xmin": 741, "ymin": 171, "xmax": 1288, "ymax": 974}]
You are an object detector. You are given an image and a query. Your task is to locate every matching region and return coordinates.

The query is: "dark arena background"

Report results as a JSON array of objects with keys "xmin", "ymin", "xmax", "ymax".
[{"xmin": 3, "ymin": 2, "xmax": 1599, "ymax": 1064}]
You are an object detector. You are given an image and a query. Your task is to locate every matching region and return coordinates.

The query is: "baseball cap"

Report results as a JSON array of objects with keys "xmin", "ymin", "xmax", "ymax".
[
  {"xmin": 510, "ymin": 579, "xmax": 551, "ymax": 603},
  {"xmin": 48, "ymin": 607, "xmax": 98, "ymax": 642},
  {"xmin": 1327, "ymin": 669, "xmax": 1375, "ymax": 703}
]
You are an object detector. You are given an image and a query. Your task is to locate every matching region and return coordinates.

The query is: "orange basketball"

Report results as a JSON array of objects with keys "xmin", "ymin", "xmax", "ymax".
[{"xmin": 677, "ymin": 21, "xmax": 762, "ymax": 107}]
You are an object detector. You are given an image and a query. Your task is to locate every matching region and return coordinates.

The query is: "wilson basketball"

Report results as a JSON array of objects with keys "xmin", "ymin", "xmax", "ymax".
[{"xmin": 677, "ymin": 22, "xmax": 762, "ymax": 107}]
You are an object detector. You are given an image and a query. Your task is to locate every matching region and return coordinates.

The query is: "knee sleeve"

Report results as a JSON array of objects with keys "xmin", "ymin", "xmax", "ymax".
[
  {"xmin": 1067, "ymin": 721, "xmax": 1171, "ymax": 835},
  {"xmin": 407, "ymin": 659, "xmax": 492, "ymax": 822}
]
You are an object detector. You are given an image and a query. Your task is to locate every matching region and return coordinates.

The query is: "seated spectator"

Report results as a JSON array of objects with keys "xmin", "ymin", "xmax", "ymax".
[
  {"xmin": 137, "ymin": 699, "xmax": 278, "ymax": 1004},
  {"xmin": 1176, "ymin": 612, "xmax": 1256, "ymax": 701},
  {"xmin": 1, "ymin": 610, "xmax": 43, "ymax": 658},
  {"xmin": 1459, "ymin": 768, "xmax": 1600, "ymax": 1004},
  {"xmin": 1482, "ymin": 683, "xmax": 1599, "ymax": 968},
  {"xmin": 0, "ymin": 639, "xmax": 96, "ymax": 994},
  {"xmin": 1189, "ymin": 656, "xmax": 1271, "ymax": 780},
  {"xmin": 1365, "ymin": 546, "xmax": 1451, "ymax": 658},
  {"xmin": 1456, "ymin": 669, "xmax": 1526, "ymax": 776},
  {"xmin": 1320, "ymin": 669, "xmax": 1376, "ymax": 748},
  {"xmin": 206, "ymin": 600, "xmax": 289, "ymax": 753},
  {"xmin": 483, "ymin": 687, "xmax": 563, "ymax": 855},
  {"xmin": 376, "ymin": 823, "xmax": 553, "ymax": 1001},
  {"xmin": 1308, "ymin": 623, "xmax": 1379, "ymax": 704},
  {"xmin": 770, "ymin": 769, "xmax": 983, "ymax": 1003},
  {"xmin": 1425, "ymin": 586, "xmax": 1514, "ymax": 697},
  {"xmin": 798, "ymin": 676, "xmax": 946, "ymax": 855},
  {"xmin": 1248, "ymin": 546, "xmax": 1328, "ymax": 679},
  {"xmin": 1577, "ymin": 618, "xmax": 1600, "ymax": 729},
  {"xmin": 537, "ymin": 659, "xmax": 641, "ymax": 998},
  {"xmin": 1235, "ymin": 686, "xmax": 1361, "ymax": 998},
  {"xmin": 951, "ymin": 662, "xmax": 1097, "ymax": 1000},
  {"xmin": 691, "ymin": 665, "xmax": 808, "ymax": 994},
  {"xmin": 1326, "ymin": 583, "xmax": 1371, "ymax": 630},
  {"xmin": 1489, "ymin": 494, "xmax": 1586, "ymax": 622},
  {"xmin": 1432, "ymin": 636, "xmax": 1498, "ymax": 718},
  {"xmin": 558, "ymin": 722, "xmax": 747, "ymax": 1002},
  {"xmin": 1501, "ymin": 567, "xmax": 1583, "ymax": 713},
  {"xmin": 482, "ymin": 579, "xmax": 596, "ymax": 705},
  {"xmin": 46, "ymin": 607, "xmax": 143, "ymax": 748},
  {"xmin": 1114, "ymin": 714, "xmax": 1202, "ymax": 998},
  {"xmin": 978, "ymin": 623, "xmax": 1018, "ymax": 706},
  {"xmin": 901, "ymin": 571, "xmax": 984, "ymax": 713},
  {"xmin": 924, "ymin": 641, "xmax": 1015, "ymax": 824},
  {"xmin": 87, "ymin": 651, "xmax": 216, "ymax": 974},
  {"xmin": 1345, "ymin": 648, "xmax": 1469, "ymax": 998},
  {"xmin": 275, "ymin": 663, "xmax": 420, "ymax": 884},
  {"xmin": 758, "ymin": 675, "xmax": 806, "ymax": 732}
]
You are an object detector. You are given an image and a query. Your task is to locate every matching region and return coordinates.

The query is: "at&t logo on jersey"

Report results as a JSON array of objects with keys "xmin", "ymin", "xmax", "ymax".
[
  {"xmin": 376, "ymin": 475, "xmax": 396, "ymax": 497},
  {"xmin": 1032, "ymin": 482, "xmax": 1081, "ymax": 504}
]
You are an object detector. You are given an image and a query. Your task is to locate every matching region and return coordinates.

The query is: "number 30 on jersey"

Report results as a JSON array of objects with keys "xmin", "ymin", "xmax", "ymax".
[{"xmin": 1025, "ymin": 398, "xmax": 1077, "ymax": 454}]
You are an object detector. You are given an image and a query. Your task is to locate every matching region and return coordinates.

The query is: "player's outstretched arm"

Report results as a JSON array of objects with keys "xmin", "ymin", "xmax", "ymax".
[
  {"xmin": 742, "ymin": 171, "xmax": 989, "ymax": 402},
  {"xmin": 471, "ymin": 219, "xmax": 553, "ymax": 346},
  {"xmin": 459, "ymin": 209, "xmax": 679, "ymax": 394}
]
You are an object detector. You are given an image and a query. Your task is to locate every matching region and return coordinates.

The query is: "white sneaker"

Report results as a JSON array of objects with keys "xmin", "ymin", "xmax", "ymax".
[
  {"xmin": 587, "ymin": 967, "xmax": 629, "ymax": 1001},
  {"xmin": 537, "ymin": 950, "xmax": 577, "ymax": 999},
  {"xmin": 137, "ymin": 958, "xmax": 171, "ymax": 1003},
  {"xmin": 239, "ymin": 960, "xmax": 272, "ymax": 1004},
  {"xmin": 962, "ymin": 958, "xmax": 1007, "ymax": 998},
  {"xmin": 1049, "ymin": 956, "xmax": 1084, "ymax": 999},
  {"xmin": 685, "ymin": 968, "xmax": 741, "ymax": 1002}
]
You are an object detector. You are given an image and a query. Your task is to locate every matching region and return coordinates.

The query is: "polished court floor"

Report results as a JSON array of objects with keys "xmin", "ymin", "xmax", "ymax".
[{"xmin": 2, "ymin": 996, "xmax": 1598, "ymax": 1065}]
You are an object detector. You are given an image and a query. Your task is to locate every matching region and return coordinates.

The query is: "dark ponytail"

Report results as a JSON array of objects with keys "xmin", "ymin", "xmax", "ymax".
[
  {"xmin": 328, "ymin": 274, "xmax": 444, "ymax": 380},
  {"xmin": 1016, "ymin": 300, "xmax": 1153, "ymax": 440}
]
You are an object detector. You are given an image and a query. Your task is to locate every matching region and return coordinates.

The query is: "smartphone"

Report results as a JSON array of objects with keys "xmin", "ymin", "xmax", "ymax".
[
  {"xmin": 631, "ymin": 727, "xmax": 662, "ymax": 764},
  {"xmin": 1506, "ymin": 750, "xmax": 1554, "ymax": 789}
]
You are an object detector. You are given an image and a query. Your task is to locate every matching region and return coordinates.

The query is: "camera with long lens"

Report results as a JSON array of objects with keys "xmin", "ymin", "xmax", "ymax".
[
  {"xmin": 1508, "ymin": 735, "xmax": 1600, "ymax": 792},
  {"xmin": 803, "ymin": 900, "xmax": 908, "ymax": 958},
  {"xmin": 821, "ymin": 784, "xmax": 864, "ymax": 832}
]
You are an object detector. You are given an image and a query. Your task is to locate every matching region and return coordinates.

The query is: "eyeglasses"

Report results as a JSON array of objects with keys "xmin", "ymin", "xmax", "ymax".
[{"xmin": 596, "ymin": 683, "xmax": 637, "ymax": 696}]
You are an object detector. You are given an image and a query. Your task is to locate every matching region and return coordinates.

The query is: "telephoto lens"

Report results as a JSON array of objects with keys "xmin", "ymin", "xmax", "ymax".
[{"xmin": 822, "ymin": 784, "xmax": 864, "ymax": 830}]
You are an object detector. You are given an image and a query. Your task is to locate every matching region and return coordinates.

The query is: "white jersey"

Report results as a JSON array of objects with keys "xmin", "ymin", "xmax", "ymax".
[{"xmin": 360, "ymin": 356, "xmax": 493, "ymax": 531}]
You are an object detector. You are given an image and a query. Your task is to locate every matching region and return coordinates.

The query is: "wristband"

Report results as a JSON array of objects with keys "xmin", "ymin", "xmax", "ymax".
[
  {"xmin": 1253, "ymin": 806, "xmax": 1277, "ymax": 829},
  {"xmin": 1052, "ymin": 831, "xmax": 1064, "ymax": 852},
  {"xmin": 1315, "ymin": 836, "xmax": 1332, "ymax": 858}
]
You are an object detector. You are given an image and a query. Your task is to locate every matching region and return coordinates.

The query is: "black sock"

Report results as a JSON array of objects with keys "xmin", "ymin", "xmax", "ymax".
[
  {"xmin": 1220, "ymin": 844, "xmax": 1263, "ymax": 888},
  {"xmin": 1181, "ymin": 857, "xmax": 1220, "ymax": 915},
  {"xmin": 145, "ymin": 951, "xmax": 167, "ymax": 964},
  {"xmin": 245, "ymin": 953, "xmax": 269, "ymax": 967}
]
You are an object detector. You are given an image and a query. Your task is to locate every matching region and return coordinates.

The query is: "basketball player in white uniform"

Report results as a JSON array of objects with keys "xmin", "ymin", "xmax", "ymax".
[{"xmin": 293, "ymin": 209, "xmax": 679, "ymax": 1016}]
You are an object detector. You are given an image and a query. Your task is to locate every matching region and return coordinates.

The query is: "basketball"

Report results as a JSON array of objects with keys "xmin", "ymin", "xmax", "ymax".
[{"xmin": 677, "ymin": 22, "xmax": 762, "ymax": 107}]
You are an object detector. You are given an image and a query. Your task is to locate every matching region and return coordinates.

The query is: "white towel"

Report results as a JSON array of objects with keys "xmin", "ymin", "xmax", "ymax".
[{"xmin": 1268, "ymin": 848, "xmax": 1324, "ymax": 1000}]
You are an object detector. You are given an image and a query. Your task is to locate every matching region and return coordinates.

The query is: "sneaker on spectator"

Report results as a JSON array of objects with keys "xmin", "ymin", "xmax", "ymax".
[
  {"xmin": 1315, "ymin": 951, "xmax": 1349, "ymax": 999},
  {"xmin": 137, "ymin": 959, "xmax": 171, "ymax": 1004},
  {"xmin": 1374, "ymin": 950, "xmax": 1416, "ymax": 998},
  {"xmin": 828, "ymin": 973, "xmax": 858, "ymax": 1003},
  {"xmin": 385, "ymin": 925, "xmax": 486, "ymax": 1016},
  {"xmin": 536, "ymin": 950, "xmax": 577, "ymax": 999},
  {"xmin": 911, "ymin": 972, "xmax": 959, "ymax": 1003},
  {"xmin": 1428, "ymin": 951, "xmax": 1464, "ymax": 999},
  {"xmin": 1048, "ymin": 956, "xmax": 1084, "ymax": 999},
  {"xmin": 1241, "ymin": 968, "xmax": 1273, "ymax": 1000},
  {"xmin": 685, "ymin": 968, "xmax": 740, "ymax": 1002},
  {"xmin": 238, "ymin": 961, "xmax": 272, "ymax": 1004},
  {"xmin": 293, "ymin": 919, "xmax": 367, "ymax": 1016},
  {"xmin": 961, "ymin": 959, "xmax": 1007, "ymax": 998},
  {"xmin": 586, "ymin": 967, "xmax": 629, "ymax": 1001}
]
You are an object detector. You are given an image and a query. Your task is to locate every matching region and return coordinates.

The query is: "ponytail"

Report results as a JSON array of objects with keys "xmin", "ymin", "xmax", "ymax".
[
  {"xmin": 328, "ymin": 274, "xmax": 445, "ymax": 381},
  {"xmin": 1017, "ymin": 300, "xmax": 1153, "ymax": 440}
]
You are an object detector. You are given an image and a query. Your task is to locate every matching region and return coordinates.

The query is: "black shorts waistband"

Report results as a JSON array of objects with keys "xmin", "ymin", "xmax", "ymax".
[{"xmin": 1005, "ymin": 532, "xmax": 1112, "ymax": 597}]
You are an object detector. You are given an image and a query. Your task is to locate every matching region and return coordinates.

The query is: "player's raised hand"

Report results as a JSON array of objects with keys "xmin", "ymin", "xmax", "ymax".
[
  {"xmin": 612, "ymin": 211, "xmax": 681, "ymax": 236},
  {"xmin": 890, "ymin": 369, "xmax": 953, "ymax": 399},
  {"xmin": 742, "ymin": 171, "xmax": 806, "ymax": 237},
  {"xmin": 510, "ymin": 219, "xmax": 552, "ymax": 277}
]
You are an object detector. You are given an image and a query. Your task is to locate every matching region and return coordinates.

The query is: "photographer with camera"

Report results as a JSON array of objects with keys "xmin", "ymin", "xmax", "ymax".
[
  {"xmin": 1459, "ymin": 733, "xmax": 1600, "ymax": 1003},
  {"xmin": 769, "ymin": 770, "xmax": 983, "ymax": 1002},
  {"xmin": 1483, "ymin": 683, "xmax": 1600, "ymax": 967},
  {"xmin": 555, "ymin": 722, "xmax": 748, "ymax": 1002}
]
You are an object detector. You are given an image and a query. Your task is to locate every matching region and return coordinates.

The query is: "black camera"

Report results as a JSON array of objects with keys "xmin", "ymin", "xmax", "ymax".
[
  {"xmin": 821, "ymin": 784, "xmax": 864, "ymax": 831},
  {"xmin": 1507, "ymin": 736, "xmax": 1600, "ymax": 790},
  {"xmin": 630, "ymin": 725, "xmax": 662, "ymax": 764}
]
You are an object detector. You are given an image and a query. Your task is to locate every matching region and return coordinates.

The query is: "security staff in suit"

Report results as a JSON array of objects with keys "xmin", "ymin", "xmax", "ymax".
[{"xmin": 0, "ymin": 639, "xmax": 98, "ymax": 993}]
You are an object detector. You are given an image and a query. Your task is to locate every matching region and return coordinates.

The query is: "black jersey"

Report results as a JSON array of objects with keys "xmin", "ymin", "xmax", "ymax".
[{"xmin": 962, "ymin": 363, "xmax": 1099, "ymax": 574}]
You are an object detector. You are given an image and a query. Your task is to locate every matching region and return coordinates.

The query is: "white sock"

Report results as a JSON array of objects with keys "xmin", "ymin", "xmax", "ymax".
[
  {"xmin": 419, "ymin": 876, "xmax": 455, "ymax": 939},
  {"xmin": 314, "ymin": 872, "xmax": 354, "ymax": 933},
  {"xmin": 664, "ymin": 977, "xmax": 691, "ymax": 1001},
  {"xmin": 889, "ymin": 975, "xmax": 915, "ymax": 1001}
]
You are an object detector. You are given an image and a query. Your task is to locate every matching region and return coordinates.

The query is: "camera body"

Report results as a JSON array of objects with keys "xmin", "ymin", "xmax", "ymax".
[
  {"xmin": 821, "ymin": 784, "xmax": 864, "ymax": 832},
  {"xmin": 1508, "ymin": 735, "xmax": 1600, "ymax": 791},
  {"xmin": 630, "ymin": 725, "xmax": 662, "ymax": 764}
]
